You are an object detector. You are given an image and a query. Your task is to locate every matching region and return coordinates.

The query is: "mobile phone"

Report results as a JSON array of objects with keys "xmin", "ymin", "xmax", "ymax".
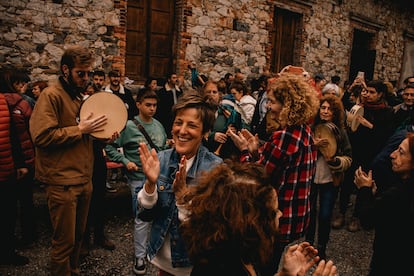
[{"xmin": 357, "ymin": 71, "xmax": 365, "ymax": 79}]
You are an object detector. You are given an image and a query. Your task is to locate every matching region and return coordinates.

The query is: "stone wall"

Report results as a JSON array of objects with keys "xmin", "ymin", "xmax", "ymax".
[
  {"xmin": 0, "ymin": 0, "xmax": 122, "ymax": 81},
  {"xmin": 0, "ymin": 0, "xmax": 412, "ymax": 86},
  {"xmin": 182, "ymin": 0, "xmax": 413, "ymax": 84}
]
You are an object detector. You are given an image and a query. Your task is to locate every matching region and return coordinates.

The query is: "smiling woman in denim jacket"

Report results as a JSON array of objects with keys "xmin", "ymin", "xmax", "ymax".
[{"xmin": 137, "ymin": 93, "xmax": 223, "ymax": 276}]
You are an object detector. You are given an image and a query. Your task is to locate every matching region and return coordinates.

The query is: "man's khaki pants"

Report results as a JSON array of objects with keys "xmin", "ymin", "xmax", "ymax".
[{"xmin": 45, "ymin": 182, "xmax": 92, "ymax": 276}]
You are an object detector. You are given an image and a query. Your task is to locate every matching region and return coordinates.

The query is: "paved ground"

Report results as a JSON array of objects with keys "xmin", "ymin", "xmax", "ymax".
[{"xmin": 0, "ymin": 180, "xmax": 374, "ymax": 276}]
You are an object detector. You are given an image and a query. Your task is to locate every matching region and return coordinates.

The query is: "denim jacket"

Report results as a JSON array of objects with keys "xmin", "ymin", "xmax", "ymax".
[{"xmin": 144, "ymin": 145, "xmax": 222, "ymax": 267}]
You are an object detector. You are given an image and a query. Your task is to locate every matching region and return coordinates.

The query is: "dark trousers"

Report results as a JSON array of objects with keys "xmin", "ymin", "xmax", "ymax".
[
  {"xmin": 0, "ymin": 179, "xmax": 18, "ymax": 257},
  {"xmin": 306, "ymin": 182, "xmax": 336, "ymax": 247},
  {"xmin": 85, "ymin": 149, "xmax": 107, "ymax": 243},
  {"xmin": 337, "ymin": 164, "xmax": 358, "ymax": 217},
  {"xmin": 16, "ymin": 167, "xmax": 36, "ymax": 243}
]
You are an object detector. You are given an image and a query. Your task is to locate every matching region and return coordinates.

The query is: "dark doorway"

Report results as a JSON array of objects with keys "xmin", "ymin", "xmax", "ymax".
[
  {"xmin": 349, "ymin": 29, "xmax": 376, "ymax": 82},
  {"xmin": 126, "ymin": 0, "xmax": 175, "ymax": 82},
  {"xmin": 270, "ymin": 8, "xmax": 303, "ymax": 73}
]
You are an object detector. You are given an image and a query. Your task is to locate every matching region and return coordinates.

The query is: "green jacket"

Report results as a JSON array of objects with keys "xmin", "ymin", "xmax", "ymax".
[{"xmin": 105, "ymin": 116, "xmax": 167, "ymax": 181}]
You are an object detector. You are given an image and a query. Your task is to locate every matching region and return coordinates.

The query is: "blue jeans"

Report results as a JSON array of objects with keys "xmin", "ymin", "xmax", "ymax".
[
  {"xmin": 128, "ymin": 180, "xmax": 150, "ymax": 259},
  {"xmin": 306, "ymin": 182, "xmax": 336, "ymax": 247}
]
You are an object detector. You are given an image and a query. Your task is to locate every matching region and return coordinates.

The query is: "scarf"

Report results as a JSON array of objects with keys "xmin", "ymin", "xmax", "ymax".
[{"xmin": 362, "ymin": 101, "xmax": 387, "ymax": 110}]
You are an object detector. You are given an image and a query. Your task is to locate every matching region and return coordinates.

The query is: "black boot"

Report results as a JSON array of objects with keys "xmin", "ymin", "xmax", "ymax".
[
  {"xmin": 0, "ymin": 252, "xmax": 29, "ymax": 266},
  {"xmin": 317, "ymin": 245, "xmax": 326, "ymax": 260}
]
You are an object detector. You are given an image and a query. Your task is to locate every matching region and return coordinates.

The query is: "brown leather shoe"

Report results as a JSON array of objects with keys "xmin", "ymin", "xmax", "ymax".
[
  {"xmin": 95, "ymin": 238, "xmax": 115, "ymax": 251},
  {"xmin": 331, "ymin": 214, "xmax": 345, "ymax": 229}
]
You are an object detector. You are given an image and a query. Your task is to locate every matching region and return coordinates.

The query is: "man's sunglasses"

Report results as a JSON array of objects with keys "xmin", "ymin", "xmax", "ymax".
[{"xmin": 76, "ymin": 71, "xmax": 94, "ymax": 78}]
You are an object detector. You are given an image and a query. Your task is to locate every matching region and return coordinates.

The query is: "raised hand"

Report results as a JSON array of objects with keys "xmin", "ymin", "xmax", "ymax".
[
  {"xmin": 278, "ymin": 241, "xmax": 319, "ymax": 276},
  {"xmin": 173, "ymin": 155, "xmax": 189, "ymax": 204},
  {"xmin": 138, "ymin": 142, "xmax": 160, "ymax": 192},
  {"xmin": 312, "ymin": 260, "xmax": 338, "ymax": 276},
  {"xmin": 354, "ymin": 166, "xmax": 373, "ymax": 189}
]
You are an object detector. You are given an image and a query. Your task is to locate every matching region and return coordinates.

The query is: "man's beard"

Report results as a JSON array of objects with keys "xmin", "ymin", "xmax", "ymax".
[
  {"xmin": 68, "ymin": 73, "xmax": 87, "ymax": 94},
  {"xmin": 93, "ymin": 83, "xmax": 102, "ymax": 91}
]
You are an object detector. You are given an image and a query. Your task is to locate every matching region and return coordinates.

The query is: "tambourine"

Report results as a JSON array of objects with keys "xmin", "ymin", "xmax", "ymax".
[
  {"xmin": 346, "ymin": 105, "xmax": 364, "ymax": 132},
  {"xmin": 314, "ymin": 122, "xmax": 342, "ymax": 158},
  {"xmin": 79, "ymin": 92, "xmax": 128, "ymax": 139}
]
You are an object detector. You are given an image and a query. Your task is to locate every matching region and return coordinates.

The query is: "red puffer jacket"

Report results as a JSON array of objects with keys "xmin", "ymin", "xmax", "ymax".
[
  {"xmin": 3, "ymin": 93, "xmax": 35, "ymax": 167},
  {"xmin": 0, "ymin": 93, "xmax": 15, "ymax": 181}
]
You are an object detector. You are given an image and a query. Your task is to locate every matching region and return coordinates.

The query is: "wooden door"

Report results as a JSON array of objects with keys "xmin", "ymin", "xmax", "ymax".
[
  {"xmin": 349, "ymin": 29, "xmax": 376, "ymax": 82},
  {"xmin": 270, "ymin": 8, "xmax": 302, "ymax": 73},
  {"xmin": 126, "ymin": 0, "xmax": 175, "ymax": 82}
]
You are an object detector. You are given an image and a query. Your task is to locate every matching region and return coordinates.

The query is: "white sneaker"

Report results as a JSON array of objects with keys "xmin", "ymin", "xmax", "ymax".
[
  {"xmin": 133, "ymin": 257, "xmax": 146, "ymax": 275},
  {"xmin": 106, "ymin": 182, "xmax": 117, "ymax": 193}
]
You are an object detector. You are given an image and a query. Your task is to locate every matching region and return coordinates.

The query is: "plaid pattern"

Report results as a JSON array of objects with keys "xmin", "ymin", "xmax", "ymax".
[{"xmin": 241, "ymin": 124, "xmax": 317, "ymax": 242}]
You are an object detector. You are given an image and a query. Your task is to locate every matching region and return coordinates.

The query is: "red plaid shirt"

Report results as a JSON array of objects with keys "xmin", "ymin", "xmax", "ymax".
[{"xmin": 241, "ymin": 124, "xmax": 317, "ymax": 242}]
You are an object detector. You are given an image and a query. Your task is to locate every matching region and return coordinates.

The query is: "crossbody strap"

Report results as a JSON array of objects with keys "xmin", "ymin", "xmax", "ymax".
[{"xmin": 132, "ymin": 119, "xmax": 158, "ymax": 152}]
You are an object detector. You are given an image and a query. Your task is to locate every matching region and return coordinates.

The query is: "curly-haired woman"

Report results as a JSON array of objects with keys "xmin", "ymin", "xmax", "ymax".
[
  {"xmin": 306, "ymin": 95, "xmax": 352, "ymax": 259},
  {"xmin": 228, "ymin": 74, "xmax": 320, "ymax": 275},
  {"xmin": 175, "ymin": 161, "xmax": 337, "ymax": 276}
]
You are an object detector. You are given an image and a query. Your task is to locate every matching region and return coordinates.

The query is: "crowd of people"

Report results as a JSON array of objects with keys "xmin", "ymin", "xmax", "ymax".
[{"xmin": 1, "ymin": 44, "xmax": 414, "ymax": 276}]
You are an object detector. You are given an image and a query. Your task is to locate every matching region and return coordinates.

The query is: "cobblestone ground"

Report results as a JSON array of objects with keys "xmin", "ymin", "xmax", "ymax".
[{"xmin": 0, "ymin": 181, "xmax": 373, "ymax": 276}]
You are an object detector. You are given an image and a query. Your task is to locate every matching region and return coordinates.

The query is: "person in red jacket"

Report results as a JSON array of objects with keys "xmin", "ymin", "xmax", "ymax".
[
  {"xmin": 1, "ymin": 68, "xmax": 37, "ymax": 248},
  {"xmin": 0, "ymin": 90, "xmax": 29, "ymax": 266}
]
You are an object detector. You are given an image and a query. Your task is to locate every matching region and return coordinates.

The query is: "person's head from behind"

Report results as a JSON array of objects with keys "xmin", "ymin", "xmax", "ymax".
[
  {"xmin": 224, "ymin": 72, "xmax": 234, "ymax": 85},
  {"xmin": 136, "ymin": 88, "xmax": 159, "ymax": 121},
  {"xmin": 0, "ymin": 67, "xmax": 30, "ymax": 93},
  {"xmin": 60, "ymin": 45, "xmax": 94, "ymax": 90},
  {"xmin": 92, "ymin": 70, "xmax": 106, "ymax": 91},
  {"xmin": 180, "ymin": 161, "xmax": 281, "ymax": 266},
  {"xmin": 316, "ymin": 94, "xmax": 345, "ymax": 128},
  {"xmin": 171, "ymin": 93, "xmax": 216, "ymax": 159},
  {"xmin": 235, "ymin": 72, "xmax": 245, "ymax": 82},
  {"xmin": 402, "ymin": 84, "xmax": 414, "ymax": 107},
  {"xmin": 144, "ymin": 76, "xmax": 158, "ymax": 92},
  {"xmin": 202, "ymin": 80, "xmax": 221, "ymax": 105},
  {"xmin": 349, "ymin": 84, "xmax": 363, "ymax": 105},
  {"xmin": 0, "ymin": 68, "xmax": 30, "ymax": 93},
  {"xmin": 322, "ymin": 83, "xmax": 340, "ymax": 97},
  {"xmin": 331, "ymin": 75, "xmax": 341, "ymax": 85},
  {"xmin": 257, "ymin": 74, "xmax": 269, "ymax": 90},
  {"xmin": 390, "ymin": 133, "xmax": 414, "ymax": 180},
  {"xmin": 267, "ymin": 74, "xmax": 319, "ymax": 128},
  {"xmin": 314, "ymin": 73, "xmax": 326, "ymax": 89},
  {"xmin": 31, "ymin": 80, "xmax": 48, "ymax": 98}
]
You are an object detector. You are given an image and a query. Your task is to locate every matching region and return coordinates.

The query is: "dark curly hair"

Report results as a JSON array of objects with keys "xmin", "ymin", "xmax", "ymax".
[
  {"xmin": 180, "ymin": 161, "xmax": 279, "ymax": 266},
  {"xmin": 314, "ymin": 94, "xmax": 346, "ymax": 129}
]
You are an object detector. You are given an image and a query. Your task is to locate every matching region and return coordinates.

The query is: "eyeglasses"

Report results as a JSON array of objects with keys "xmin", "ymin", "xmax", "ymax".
[{"xmin": 76, "ymin": 71, "xmax": 94, "ymax": 78}]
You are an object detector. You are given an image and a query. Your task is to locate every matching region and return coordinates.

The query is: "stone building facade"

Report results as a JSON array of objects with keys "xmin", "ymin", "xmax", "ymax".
[{"xmin": 0, "ymin": 0, "xmax": 413, "ymax": 87}]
